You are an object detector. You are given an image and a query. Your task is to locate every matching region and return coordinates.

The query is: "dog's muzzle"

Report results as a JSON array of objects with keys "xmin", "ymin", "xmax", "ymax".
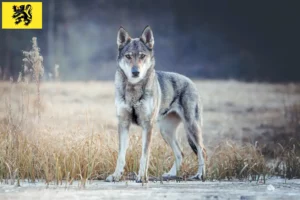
[{"xmin": 131, "ymin": 66, "xmax": 140, "ymax": 77}]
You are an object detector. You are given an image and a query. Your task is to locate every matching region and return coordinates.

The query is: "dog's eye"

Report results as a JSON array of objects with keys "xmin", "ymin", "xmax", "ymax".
[
  {"xmin": 140, "ymin": 54, "xmax": 146, "ymax": 59},
  {"xmin": 125, "ymin": 55, "xmax": 131, "ymax": 59}
]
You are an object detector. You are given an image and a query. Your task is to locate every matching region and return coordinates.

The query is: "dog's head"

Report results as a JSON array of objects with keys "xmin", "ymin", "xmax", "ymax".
[{"xmin": 117, "ymin": 26, "xmax": 155, "ymax": 84}]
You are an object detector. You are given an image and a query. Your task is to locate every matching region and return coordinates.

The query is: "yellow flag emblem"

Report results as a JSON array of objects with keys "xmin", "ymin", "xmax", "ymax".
[{"xmin": 2, "ymin": 2, "xmax": 42, "ymax": 29}]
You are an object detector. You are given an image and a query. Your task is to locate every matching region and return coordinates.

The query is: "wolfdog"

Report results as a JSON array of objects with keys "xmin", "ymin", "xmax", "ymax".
[{"xmin": 106, "ymin": 26, "xmax": 206, "ymax": 182}]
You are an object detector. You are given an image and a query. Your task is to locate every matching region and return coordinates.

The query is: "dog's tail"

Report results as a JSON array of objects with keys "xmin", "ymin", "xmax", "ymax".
[
  {"xmin": 186, "ymin": 99, "xmax": 207, "ymax": 159},
  {"xmin": 187, "ymin": 132, "xmax": 207, "ymax": 160},
  {"xmin": 187, "ymin": 135, "xmax": 198, "ymax": 155}
]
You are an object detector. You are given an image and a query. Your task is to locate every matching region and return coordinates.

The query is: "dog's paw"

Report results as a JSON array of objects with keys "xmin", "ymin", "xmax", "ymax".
[
  {"xmin": 135, "ymin": 179, "xmax": 142, "ymax": 183},
  {"xmin": 135, "ymin": 176, "xmax": 142, "ymax": 183},
  {"xmin": 135, "ymin": 176, "xmax": 148, "ymax": 183},
  {"xmin": 162, "ymin": 172, "xmax": 170, "ymax": 177},
  {"xmin": 162, "ymin": 172, "xmax": 176, "ymax": 178},
  {"xmin": 201, "ymin": 173, "xmax": 206, "ymax": 182},
  {"xmin": 105, "ymin": 175, "xmax": 114, "ymax": 182},
  {"xmin": 161, "ymin": 173, "xmax": 183, "ymax": 181},
  {"xmin": 162, "ymin": 173, "xmax": 174, "ymax": 181},
  {"xmin": 105, "ymin": 174, "xmax": 121, "ymax": 182},
  {"xmin": 188, "ymin": 173, "xmax": 205, "ymax": 182}
]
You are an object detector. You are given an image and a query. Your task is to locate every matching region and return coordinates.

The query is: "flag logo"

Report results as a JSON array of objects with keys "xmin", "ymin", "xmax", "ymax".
[{"xmin": 2, "ymin": 2, "xmax": 42, "ymax": 29}]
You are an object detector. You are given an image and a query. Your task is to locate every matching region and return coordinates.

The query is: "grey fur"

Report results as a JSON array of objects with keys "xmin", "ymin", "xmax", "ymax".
[{"xmin": 106, "ymin": 26, "xmax": 206, "ymax": 183}]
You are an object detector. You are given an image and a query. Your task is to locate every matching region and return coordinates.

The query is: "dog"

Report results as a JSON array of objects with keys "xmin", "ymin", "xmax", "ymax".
[{"xmin": 105, "ymin": 26, "xmax": 206, "ymax": 182}]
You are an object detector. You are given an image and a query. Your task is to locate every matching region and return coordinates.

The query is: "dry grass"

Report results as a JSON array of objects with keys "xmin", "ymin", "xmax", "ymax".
[
  {"xmin": 207, "ymin": 141, "xmax": 268, "ymax": 182},
  {"xmin": 22, "ymin": 37, "xmax": 44, "ymax": 120},
  {"xmin": 0, "ymin": 89, "xmax": 196, "ymax": 186},
  {"xmin": 0, "ymin": 79, "xmax": 299, "ymax": 186}
]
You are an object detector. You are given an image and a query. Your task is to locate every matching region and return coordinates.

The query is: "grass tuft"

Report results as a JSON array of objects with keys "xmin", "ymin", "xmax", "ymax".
[{"xmin": 206, "ymin": 141, "xmax": 269, "ymax": 182}]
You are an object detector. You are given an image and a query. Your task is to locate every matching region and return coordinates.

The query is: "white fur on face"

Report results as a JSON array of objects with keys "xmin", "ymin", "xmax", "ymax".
[{"xmin": 118, "ymin": 56, "xmax": 151, "ymax": 84}]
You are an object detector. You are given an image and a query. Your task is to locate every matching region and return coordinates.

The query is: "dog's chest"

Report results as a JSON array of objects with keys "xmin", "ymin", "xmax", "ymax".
[
  {"xmin": 125, "ymin": 84, "xmax": 144, "ymax": 105},
  {"xmin": 124, "ymin": 84, "xmax": 149, "ymax": 126}
]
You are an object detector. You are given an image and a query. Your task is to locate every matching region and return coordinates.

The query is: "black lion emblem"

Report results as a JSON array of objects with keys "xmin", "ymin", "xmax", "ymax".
[{"xmin": 12, "ymin": 4, "xmax": 32, "ymax": 26}]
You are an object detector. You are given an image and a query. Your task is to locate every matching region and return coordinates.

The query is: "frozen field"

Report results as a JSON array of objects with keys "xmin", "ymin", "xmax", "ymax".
[{"xmin": 1, "ymin": 179, "xmax": 300, "ymax": 200}]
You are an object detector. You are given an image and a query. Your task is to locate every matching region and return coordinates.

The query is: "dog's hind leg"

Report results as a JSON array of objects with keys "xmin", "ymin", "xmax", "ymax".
[
  {"xmin": 159, "ymin": 112, "xmax": 183, "ymax": 177},
  {"xmin": 182, "ymin": 100, "xmax": 206, "ymax": 181},
  {"xmin": 184, "ymin": 121, "xmax": 205, "ymax": 181}
]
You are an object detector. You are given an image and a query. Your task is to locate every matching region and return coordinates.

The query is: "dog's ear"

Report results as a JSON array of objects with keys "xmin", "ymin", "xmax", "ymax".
[
  {"xmin": 117, "ymin": 26, "xmax": 131, "ymax": 49},
  {"xmin": 140, "ymin": 26, "xmax": 154, "ymax": 49}
]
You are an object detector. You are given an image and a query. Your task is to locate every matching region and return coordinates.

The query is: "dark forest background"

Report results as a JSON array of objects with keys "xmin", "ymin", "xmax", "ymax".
[{"xmin": 0, "ymin": 0, "xmax": 299, "ymax": 82}]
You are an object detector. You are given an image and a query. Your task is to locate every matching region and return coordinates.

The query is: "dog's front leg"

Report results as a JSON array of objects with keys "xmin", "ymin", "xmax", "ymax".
[
  {"xmin": 106, "ymin": 103, "xmax": 130, "ymax": 182},
  {"xmin": 136, "ymin": 89, "xmax": 158, "ymax": 183},
  {"xmin": 136, "ymin": 122, "xmax": 153, "ymax": 183}
]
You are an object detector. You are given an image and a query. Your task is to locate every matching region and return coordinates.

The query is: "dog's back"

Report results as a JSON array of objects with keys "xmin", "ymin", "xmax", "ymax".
[{"xmin": 156, "ymin": 71, "xmax": 202, "ymax": 125}]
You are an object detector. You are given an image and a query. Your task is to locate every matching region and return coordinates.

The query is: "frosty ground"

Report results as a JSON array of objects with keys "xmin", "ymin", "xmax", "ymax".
[{"xmin": 0, "ymin": 179, "xmax": 300, "ymax": 200}]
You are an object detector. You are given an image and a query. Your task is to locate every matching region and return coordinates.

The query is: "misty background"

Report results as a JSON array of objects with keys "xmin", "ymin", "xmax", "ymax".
[{"xmin": 0, "ymin": 0, "xmax": 299, "ymax": 82}]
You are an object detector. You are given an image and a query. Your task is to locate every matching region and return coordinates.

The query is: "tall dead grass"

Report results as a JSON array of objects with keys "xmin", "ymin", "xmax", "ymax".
[
  {"xmin": 207, "ymin": 141, "xmax": 269, "ymax": 182},
  {"xmin": 273, "ymin": 102, "xmax": 300, "ymax": 179},
  {"xmin": 0, "ymin": 110, "xmax": 197, "ymax": 186},
  {"xmin": 22, "ymin": 37, "xmax": 44, "ymax": 119},
  {"xmin": 1, "ymin": 81, "xmax": 300, "ymax": 185},
  {"xmin": 3, "ymin": 82, "xmax": 299, "ymax": 185}
]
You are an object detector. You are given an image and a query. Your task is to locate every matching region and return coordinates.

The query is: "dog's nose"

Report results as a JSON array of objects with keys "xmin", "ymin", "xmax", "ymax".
[
  {"xmin": 132, "ymin": 71, "xmax": 140, "ymax": 77},
  {"xmin": 132, "ymin": 66, "xmax": 140, "ymax": 77}
]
